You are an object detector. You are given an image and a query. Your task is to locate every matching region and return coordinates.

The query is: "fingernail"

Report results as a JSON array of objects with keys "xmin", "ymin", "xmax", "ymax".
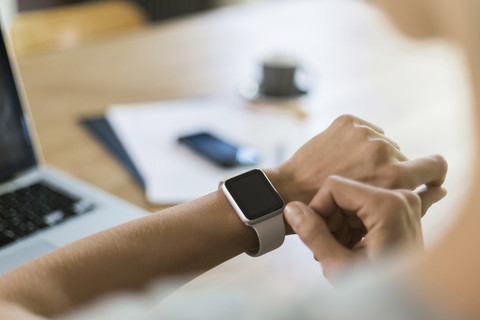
[{"xmin": 285, "ymin": 203, "xmax": 304, "ymax": 228}]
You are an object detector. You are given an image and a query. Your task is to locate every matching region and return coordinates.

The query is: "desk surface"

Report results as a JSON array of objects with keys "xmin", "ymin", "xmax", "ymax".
[{"xmin": 17, "ymin": 0, "xmax": 474, "ymax": 244}]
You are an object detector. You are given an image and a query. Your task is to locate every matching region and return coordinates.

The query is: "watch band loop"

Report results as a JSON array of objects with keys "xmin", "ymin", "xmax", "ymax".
[{"xmin": 247, "ymin": 213, "xmax": 285, "ymax": 256}]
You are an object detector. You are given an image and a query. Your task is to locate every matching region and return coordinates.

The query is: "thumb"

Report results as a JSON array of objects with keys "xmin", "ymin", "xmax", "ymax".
[{"xmin": 285, "ymin": 202, "xmax": 353, "ymax": 276}]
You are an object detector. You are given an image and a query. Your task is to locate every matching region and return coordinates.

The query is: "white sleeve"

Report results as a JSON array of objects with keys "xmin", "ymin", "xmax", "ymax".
[{"xmin": 62, "ymin": 263, "xmax": 464, "ymax": 320}]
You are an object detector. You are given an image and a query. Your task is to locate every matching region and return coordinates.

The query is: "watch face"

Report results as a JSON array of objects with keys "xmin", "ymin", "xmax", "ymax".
[{"xmin": 225, "ymin": 169, "xmax": 285, "ymax": 220}]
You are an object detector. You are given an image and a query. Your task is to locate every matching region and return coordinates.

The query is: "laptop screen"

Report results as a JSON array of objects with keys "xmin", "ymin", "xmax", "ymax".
[{"xmin": 0, "ymin": 26, "xmax": 37, "ymax": 183}]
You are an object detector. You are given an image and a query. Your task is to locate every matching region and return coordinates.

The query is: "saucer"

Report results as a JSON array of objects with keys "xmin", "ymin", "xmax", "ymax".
[{"xmin": 238, "ymin": 78, "xmax": 309, "ymax": 102}]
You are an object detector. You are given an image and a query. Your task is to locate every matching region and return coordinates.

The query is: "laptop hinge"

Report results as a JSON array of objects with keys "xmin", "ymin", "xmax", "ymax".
[{"xmin": 0, "ymin": 167, "xmax": 41, "ymax": 195}]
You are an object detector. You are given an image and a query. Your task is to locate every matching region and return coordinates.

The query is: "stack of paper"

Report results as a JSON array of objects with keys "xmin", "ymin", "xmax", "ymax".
[{"xmin": 106, "ymin": 98, "xmax": 310, "ymax": 204}]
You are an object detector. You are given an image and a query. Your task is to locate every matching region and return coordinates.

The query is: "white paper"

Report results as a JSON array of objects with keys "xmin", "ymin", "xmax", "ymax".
[{"xmin": 107, "ymin": 99, "xmax": 309, "ymax": 203}]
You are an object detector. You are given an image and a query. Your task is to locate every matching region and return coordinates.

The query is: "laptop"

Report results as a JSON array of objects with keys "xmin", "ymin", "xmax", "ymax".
[{"xmin": 0, "ymin": 17, "xmax": 147, "ymax": 274}]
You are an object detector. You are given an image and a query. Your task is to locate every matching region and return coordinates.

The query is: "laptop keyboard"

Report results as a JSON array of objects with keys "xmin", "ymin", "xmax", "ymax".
[{"xmin": 0, "ymin": 182, "xmax": 95, "ymax": 247}]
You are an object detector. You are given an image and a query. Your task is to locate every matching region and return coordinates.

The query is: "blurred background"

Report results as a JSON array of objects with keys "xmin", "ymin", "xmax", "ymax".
[
  {"xmin": 0, "ymin": 0, "xmax": 275, "ymax": 56},
  {"xmin": 15, "ymin": 0, "xmax": 257, "ymax": 19},
  {"xmin": 0, "ymin": 0, "xmax": 472, "ymax": 245},
  {"xmin": 2, "ymin": 0, "xmax": 266, "ymax": 23}
]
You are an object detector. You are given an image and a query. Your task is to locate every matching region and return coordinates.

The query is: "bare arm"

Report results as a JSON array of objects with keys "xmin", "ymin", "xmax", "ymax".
[
  {"xmin": 0, "ymin": 115, "xmax": 447, "ymax": 318},
  {"xmin": 0, "ymin": 188, "xmax": 258, "ymax": 317}
]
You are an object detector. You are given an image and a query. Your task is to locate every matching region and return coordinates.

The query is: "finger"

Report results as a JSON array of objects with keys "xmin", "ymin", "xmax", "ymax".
[
  {"xmin": 357, "ymin": 125, "xmax": 401, "ymax": 151},
  {"xmin": 350, "ymin": 116, "xmax": 385, "ymax": 134},
  {"xmin": 345, "ymin": 215, "xmax": 365, "ymax": 230},
  {"xmin": 325, "ymin": 209, "xmax": 345, "ymax": 233},
  {"xmin": 285, "ymin": 202, "xmax": 352, "ymax": 266},
  {"xmin": 309, "ymin": 176, "xmax": 378, "ymax": 223},
  {"xmin": 334, "ymin": 223, "xmax": 352, "ymax": 247},
  {"xmin": 345, "ymin": 215, "xmax": 367, "ymax": 248},
  {"xmin": 310, "ymin": 175, "xmax": 425, "ymax": 234},
  {"xmin": 319, "ymin": 205, "xmax": 339, "ymax": 219},
  {"xmin": 392, "ymin": 148, "xmax": 409, "ymax": 162},
  {"xmin": 348, "ymin": 228, "xmax": 366, "ymax": 249},
  {"xmin": 416, "ymin": 186, "xmax": 447, "ymax": 217},
  {"xmin": 366, "ymin": 138, "xmax": 408, "ymax": 161},
  {"xmin": 394, "ymin": 155, "xmax": 448, "ymax": 189},
  {"xmin": 382, "ymin": 141, "xmax": 408, "ymax": 161}
]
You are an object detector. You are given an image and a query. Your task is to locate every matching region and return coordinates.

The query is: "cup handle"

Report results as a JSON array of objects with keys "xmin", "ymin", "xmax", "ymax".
[{"xmin": 294, "ymin": 65, "xmax": 313, "ymax": 95}]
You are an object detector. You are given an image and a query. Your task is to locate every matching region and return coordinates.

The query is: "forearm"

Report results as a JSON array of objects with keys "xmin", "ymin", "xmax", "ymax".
[{"xmin": 0, "ymin": 189, "xmax": 257, "ymax": 317}]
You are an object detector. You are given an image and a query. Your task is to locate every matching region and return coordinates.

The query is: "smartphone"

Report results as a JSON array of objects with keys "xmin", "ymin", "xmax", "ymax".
[{"xmin": 178, "ymin": 132, "xmax": 260, "ymax": 168}]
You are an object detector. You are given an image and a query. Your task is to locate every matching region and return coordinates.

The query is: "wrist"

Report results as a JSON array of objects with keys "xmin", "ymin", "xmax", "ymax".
[
  {"xmin": 263, "ymin": 167, "xmax": 290, "ymax": 202},
  {"xmin": 214, "ymin": 188, "xmax": 258, "ymax": 252},
  {"xmin": 263, "ymin": 166, "xmax": 310, "ymax": 204}
]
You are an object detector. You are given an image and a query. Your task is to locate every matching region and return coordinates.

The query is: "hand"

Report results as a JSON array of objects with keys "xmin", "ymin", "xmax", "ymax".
[
  {"xmin": 284, "ymin": 176, "xmax": 447, "ymax": 279},
  {"xmin": 267, "ymin": 115, "xmax": 447, "ymax": 206}
]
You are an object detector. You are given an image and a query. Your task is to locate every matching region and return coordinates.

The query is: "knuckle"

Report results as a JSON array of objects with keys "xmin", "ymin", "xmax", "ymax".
[
  {"xmin": 369, "ymin": 190, "xmax": 389, "ymax": 208},
  {"xmin": 354, "ymin": 126, "xmax": 371, "ymax": 139},
  {"xmin": 384, "ymin": 192, "xmax": 409, "ymax": 212},
  {"xmin": 432, "ymin": 154, "xmax": 448, "ymax": 175},
  {"xmin": 333, "ymin": 114, "xmax": 355, "ymax": 128},
  {"xmin": 398, "ymin": 190, "xmax": 421, "ymax": 209},
  {"xmin": 380, "ymin": 164, "xmax": 403, "ymax": 189},
  {"xmin": 393, "ymin": 191, "xmax": 422, "ymax": 221},
  {"xmin": 368, "ymin": 139, "xmax": 390, "ymax": 155},
  {"xmin": 323, "ymin": 175, "xmax": 341, "ymax": 188},
  {"xmin": 365, "ymin": 190, "xmax": 404, "ymax": 223},
  {"xmin": 369, "ymin": 190, "xmax": 419, "ymax": 225}
]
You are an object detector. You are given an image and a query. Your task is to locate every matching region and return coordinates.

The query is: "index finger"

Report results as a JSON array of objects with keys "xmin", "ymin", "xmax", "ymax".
[
  {"xmin": 309, "ymin": 176, "xmax": 381, "ymax": 222},
  {"xmin": 393, "ymin": 154, "xmax": 448, "ymax": 189}
]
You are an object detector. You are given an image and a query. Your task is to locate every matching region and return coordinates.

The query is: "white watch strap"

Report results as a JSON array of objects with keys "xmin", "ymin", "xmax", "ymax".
[{"xmin": 247, "ymin": 213, "xmax": 285, "ymax": 257}]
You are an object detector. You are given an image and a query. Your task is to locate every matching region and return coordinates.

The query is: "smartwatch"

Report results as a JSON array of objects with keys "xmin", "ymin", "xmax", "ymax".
[{"xmin": 220, "ymin": 169, "xmax": 286, "ymax": 257}]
